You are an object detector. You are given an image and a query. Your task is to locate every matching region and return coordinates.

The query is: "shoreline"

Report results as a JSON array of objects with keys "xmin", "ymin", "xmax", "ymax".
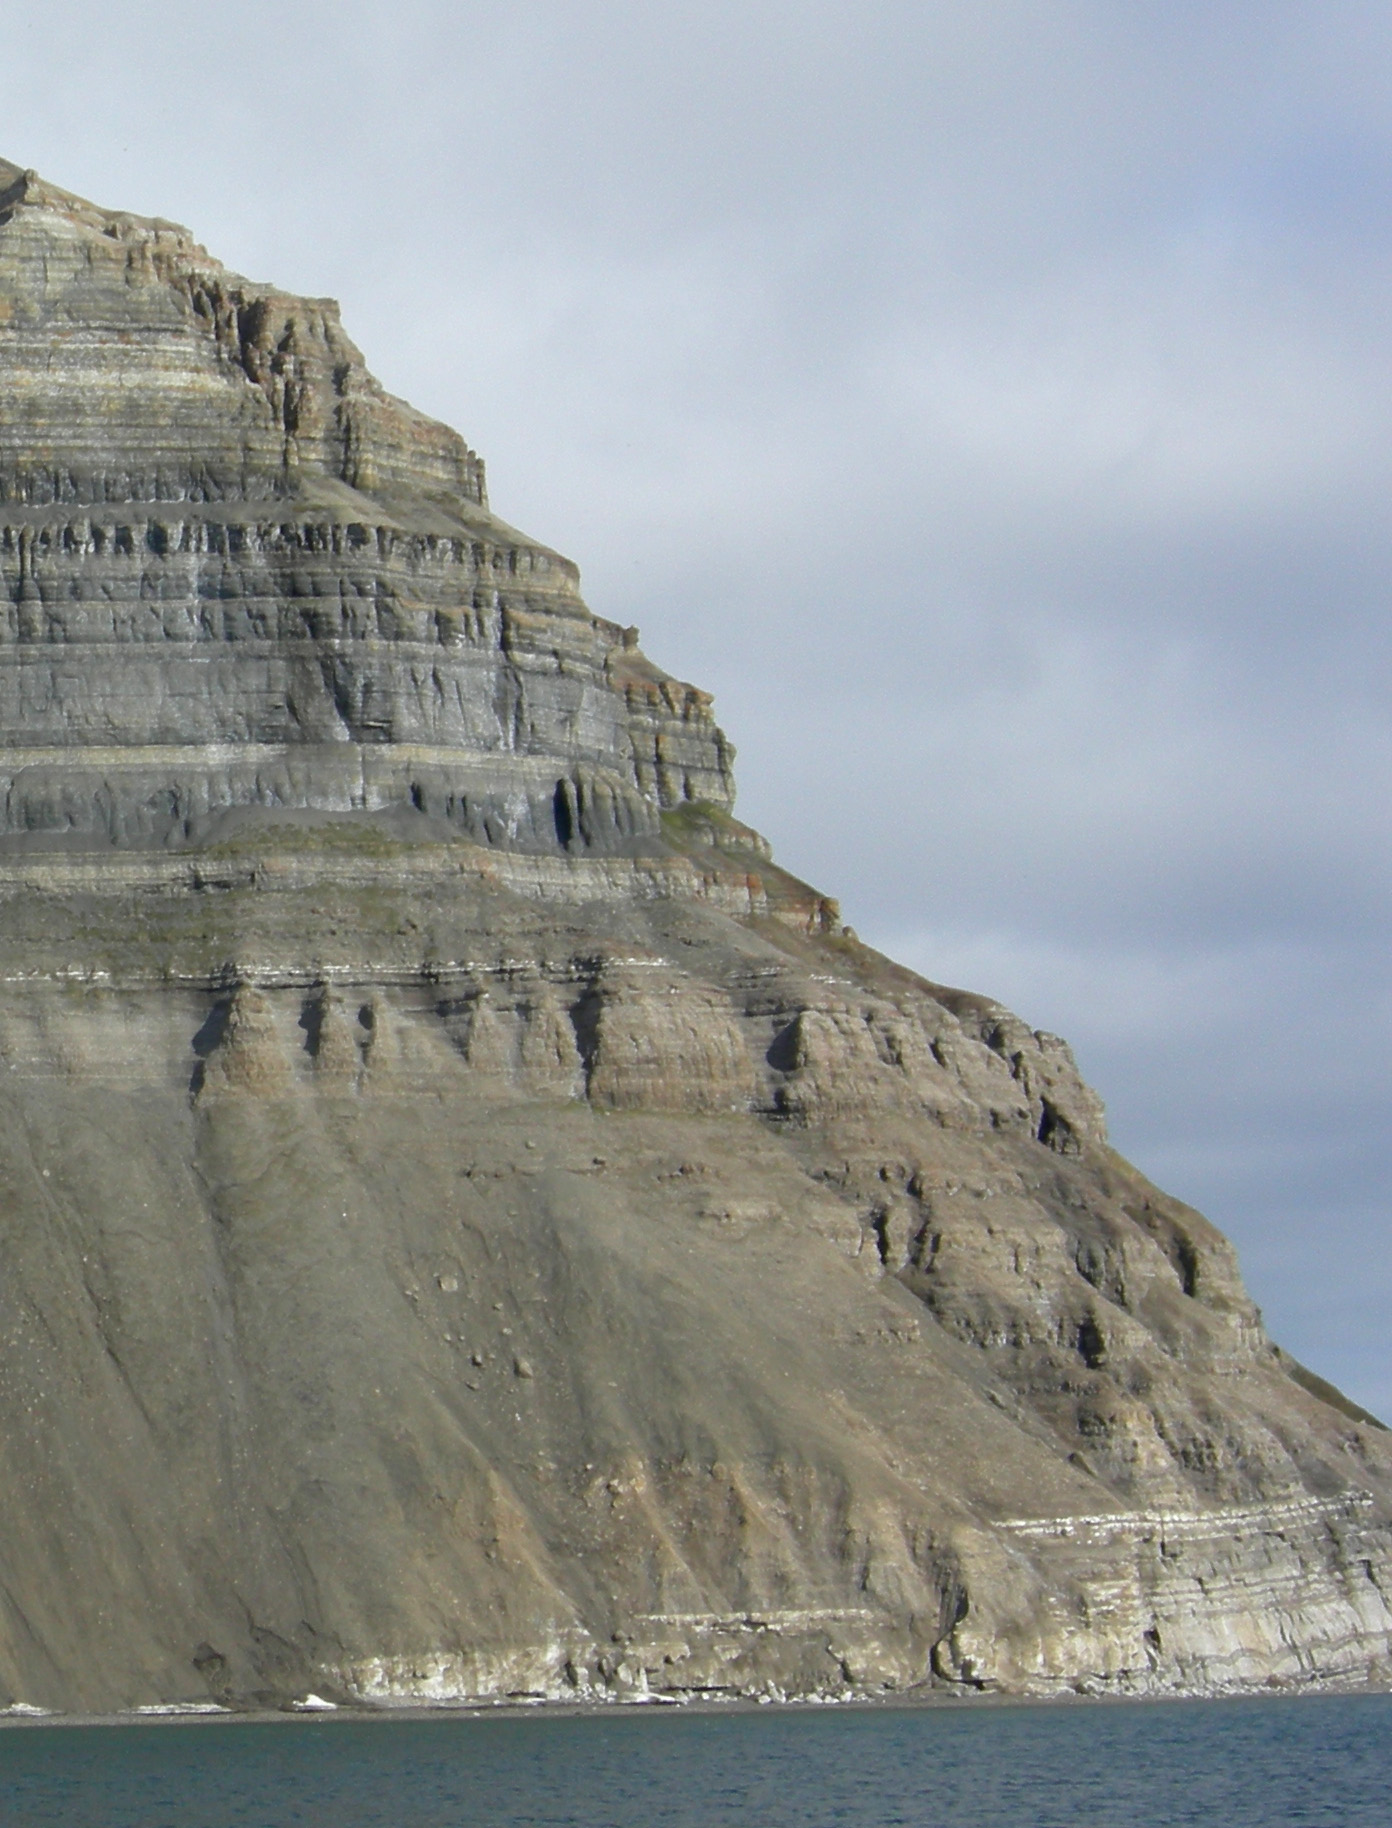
[{"xmin": 3, "ymin": 1678, "xmax": 1389, "ymax": 1732}]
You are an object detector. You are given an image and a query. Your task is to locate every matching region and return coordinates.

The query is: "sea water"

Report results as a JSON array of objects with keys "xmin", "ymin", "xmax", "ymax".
[{"xmin": 0, "ymin": 1692, "xmax": 1388, "ymax": 1827}]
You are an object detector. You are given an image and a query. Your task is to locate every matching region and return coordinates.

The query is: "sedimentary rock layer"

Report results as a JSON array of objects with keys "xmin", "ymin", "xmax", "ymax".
[
  {"xmin": 0, "ymin": 162, "xmax": 1387, "ymax": 1714},
  {"xmin": 0, "ymin": 159, "xmax": 731, "ymax": 848}
]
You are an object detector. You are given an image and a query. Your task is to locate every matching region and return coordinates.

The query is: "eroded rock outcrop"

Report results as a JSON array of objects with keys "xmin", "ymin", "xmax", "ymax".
[
  {"xmin": 0, "ymin": 159, "xmax": 731, "ymax": 851},
  {"xmin": 0, "ymin": 161, "xmax": 1387, "ymax": 1715}
]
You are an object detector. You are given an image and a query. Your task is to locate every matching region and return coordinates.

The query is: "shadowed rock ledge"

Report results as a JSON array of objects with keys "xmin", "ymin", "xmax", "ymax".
[{"xmin": 0, "ymin": 159, "xmax": 1388, "ymax": 1716}]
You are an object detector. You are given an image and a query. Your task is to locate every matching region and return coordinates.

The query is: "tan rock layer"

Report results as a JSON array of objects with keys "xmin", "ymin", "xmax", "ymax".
[{"xmin": 0, "ymin": 844, "xmax": 1381, "ymax": 1710}]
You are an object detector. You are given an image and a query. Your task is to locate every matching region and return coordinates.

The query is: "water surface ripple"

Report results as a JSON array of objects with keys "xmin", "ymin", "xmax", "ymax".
[{"xmin": 0, "ymin": 1693, "xmax": 1388, "ymax": 1827}]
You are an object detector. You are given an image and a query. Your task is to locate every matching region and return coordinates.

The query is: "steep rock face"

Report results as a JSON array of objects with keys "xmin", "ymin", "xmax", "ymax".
[
  {"xmin": 0, "ymin": 159, "xmax": 731, "ymax": 849},
  {"xmin": 0, "ymin": 164, "xmax": 1388, "ymax": 1715}
]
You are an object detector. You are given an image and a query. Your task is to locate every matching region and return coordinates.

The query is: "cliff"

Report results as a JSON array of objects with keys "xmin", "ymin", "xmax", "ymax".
[
  {"xmin": 0, "ymin": 158, "xmax": 729, "ymax": 851},
  {"xmin": 0, "ymin": 159, "xmax": 1387, "ymax": 1714}
]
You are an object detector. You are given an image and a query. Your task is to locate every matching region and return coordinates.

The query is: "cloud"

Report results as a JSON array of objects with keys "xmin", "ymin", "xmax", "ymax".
[{"xmin": 2, "ymin": 1, "xmax": 1389, "ymax": 1409}]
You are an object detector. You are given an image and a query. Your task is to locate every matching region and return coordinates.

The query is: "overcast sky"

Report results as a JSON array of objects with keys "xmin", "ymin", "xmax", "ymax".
[{"xmin": 5, "ymin": 2, "xmax": 1390, "ymax": 1413}]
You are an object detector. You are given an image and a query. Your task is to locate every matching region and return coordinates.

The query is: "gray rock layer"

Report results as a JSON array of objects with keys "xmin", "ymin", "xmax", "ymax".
[
  {"xmin": 0, "ymin": 162, "xmax": 1388, "ymax": 1715},
  {"xmin": 0, "ymin": 159, "xmax": 732, "ymax": 849}
]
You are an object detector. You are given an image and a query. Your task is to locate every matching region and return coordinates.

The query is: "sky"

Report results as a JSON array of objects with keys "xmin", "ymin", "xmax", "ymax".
[{"xmin": 4, "ymin": 1, "xmax": 1390, "ymax": 1413}]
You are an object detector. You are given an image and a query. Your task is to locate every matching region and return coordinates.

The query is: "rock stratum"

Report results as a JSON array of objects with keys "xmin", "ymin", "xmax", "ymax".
[{"xmin": 0, "ymin": 158, "xmax": 1388, "ymax": 1716}]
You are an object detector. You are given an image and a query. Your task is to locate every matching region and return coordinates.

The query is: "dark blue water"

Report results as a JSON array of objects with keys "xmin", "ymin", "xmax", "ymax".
[{"xmin": 0, "ymin": 1693, "xmax": 1388, "ymax": 1827}]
